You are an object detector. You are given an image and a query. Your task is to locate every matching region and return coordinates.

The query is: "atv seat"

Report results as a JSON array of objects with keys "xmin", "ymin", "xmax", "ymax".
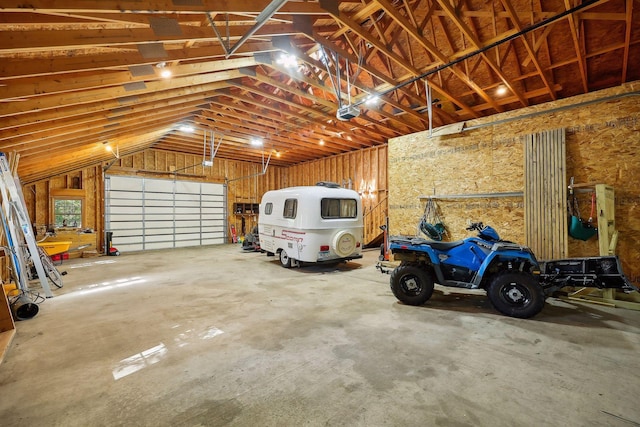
[
  {"xmin": 427, "ymin": 240, "xmax": 465, "ymax": 250},
  {"xmin": 389, "ymin": 237, "xmax": 465, "ymax": 251}
]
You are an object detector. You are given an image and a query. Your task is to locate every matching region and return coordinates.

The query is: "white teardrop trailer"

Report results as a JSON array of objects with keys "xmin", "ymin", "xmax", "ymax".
[{"xmin": 258, "ymin": 182, "xmax": 364, "ymax": 267}]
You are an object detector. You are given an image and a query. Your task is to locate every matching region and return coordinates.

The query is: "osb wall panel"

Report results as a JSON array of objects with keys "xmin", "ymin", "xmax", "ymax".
[{"xmin": 389, "ymin": 82, "xmax": 640, "ymax": 285}]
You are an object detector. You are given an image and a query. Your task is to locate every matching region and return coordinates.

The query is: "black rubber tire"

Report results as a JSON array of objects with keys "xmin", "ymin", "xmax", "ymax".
[
  {"xmin": 486, "ymin": 271, "xmax": 545, "ymax": 318},
  {"xmin": 37, "ymin": 247, "xmax": 63, "ymax": 289},
  {"xmin": 279, "ymin": 249, "xmax": 292, "ymax": 268},
  {"xmin": 390, "ymin": 264, "xmax": 435, "ymax": 306}
]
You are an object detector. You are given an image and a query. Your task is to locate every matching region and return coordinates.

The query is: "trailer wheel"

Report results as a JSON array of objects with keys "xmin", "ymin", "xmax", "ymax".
[
  {"xmin": 487, "ymin": 271, "xmax": 545, "ymax": 318},
  {"xmin": 279, "ymin": 249, "xmax": 292, "ymax": 268},
  {"xmin": 390, "ymin": 265, "xmax": 434, "ymax": 306}
]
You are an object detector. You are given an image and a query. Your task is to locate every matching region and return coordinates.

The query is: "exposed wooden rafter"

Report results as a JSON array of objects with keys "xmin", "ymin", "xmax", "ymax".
[{"xmin": 0, "ymin": 0, "xmax": 637, "ymax": 183}]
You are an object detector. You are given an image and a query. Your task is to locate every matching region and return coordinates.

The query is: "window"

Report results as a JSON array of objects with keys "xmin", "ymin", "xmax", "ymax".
[
  {"xmin": 264, "ymin": 202, "xmax": 273, "ymax": 215},
  {"xmin": 51, "ymin": 189, "xmax": 85, "ymax": 229},
  {"xmin": 283, "ymin": 199, "xmax": 297, "ymax": 219},
  {"xmin": 321, "ymin": 198, "xmax": 357, "ymax": 219},
  {"xmin": 54, "ymin": 199, "xmax": 83, "ymax": 228}
]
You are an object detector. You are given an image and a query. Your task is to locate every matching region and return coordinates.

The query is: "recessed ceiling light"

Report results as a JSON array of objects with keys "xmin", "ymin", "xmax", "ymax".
[
  {"xmin": 365, "ymin": 95, "xmax": 380, "ymax": 105},
  {"xmin": 276, "ymin": 53, "xmax": 298, "ymax": 68},
  {"xmin": 160, "ymin": 69, "xmax": 172, "ymax": 78}
]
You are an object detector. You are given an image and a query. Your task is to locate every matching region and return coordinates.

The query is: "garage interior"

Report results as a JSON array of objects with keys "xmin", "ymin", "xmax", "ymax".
[{"xmin": 1, "ymin": 1, "xmax": 640, "ymax": 425}]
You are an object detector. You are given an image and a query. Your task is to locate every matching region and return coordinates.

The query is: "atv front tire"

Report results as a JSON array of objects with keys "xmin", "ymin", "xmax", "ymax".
[
  {"xmin": 487, "ymin": 271, "xmax": 545, "ymax": 318},
  {"xmin": 390, "ymin": 264, "xmax": 435, "ymax": 306}
]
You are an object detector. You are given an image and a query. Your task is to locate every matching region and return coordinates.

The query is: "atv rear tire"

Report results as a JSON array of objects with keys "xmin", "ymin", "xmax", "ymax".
[
  {"xmin": 487, "ymin": 271, "xmax": 545, "ymax": 318},
  {"xmin": 390, "ymin": 264, "xmax": 435, "ymax": 306}
]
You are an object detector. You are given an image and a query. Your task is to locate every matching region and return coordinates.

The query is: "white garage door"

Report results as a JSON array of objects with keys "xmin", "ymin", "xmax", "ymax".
[{"xmin": 105, "ymin": 175, "xmax": 226, "ymax": 252}]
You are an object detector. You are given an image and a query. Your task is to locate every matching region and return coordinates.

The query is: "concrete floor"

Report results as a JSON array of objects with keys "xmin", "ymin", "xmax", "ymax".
[{"xmin": 1, "ymin": 244, "xmax": 639, "ymax": 427}]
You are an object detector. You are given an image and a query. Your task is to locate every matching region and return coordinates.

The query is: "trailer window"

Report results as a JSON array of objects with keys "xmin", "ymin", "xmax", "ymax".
[
  {"xmin": 283, "ymin": 199, "xmax": 297, "ymax": 219},
  {"xmin": 321, "ymin": 198, "xmax": 357, "ymax": 219},
  {"xmin": 264, "ymin": 202, "xmax": 273, "ymax": 215}
]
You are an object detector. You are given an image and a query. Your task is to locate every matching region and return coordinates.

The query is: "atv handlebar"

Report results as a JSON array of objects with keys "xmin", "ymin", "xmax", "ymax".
[{"xmin": 466, "ymin": 222, "xmax": 484, "ymax": 232}]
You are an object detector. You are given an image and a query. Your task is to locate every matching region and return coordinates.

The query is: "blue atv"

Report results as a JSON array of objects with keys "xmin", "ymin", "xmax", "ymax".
[{"xmin": 386, "ymin": 222, "xmax": 545, "ymax": 318}]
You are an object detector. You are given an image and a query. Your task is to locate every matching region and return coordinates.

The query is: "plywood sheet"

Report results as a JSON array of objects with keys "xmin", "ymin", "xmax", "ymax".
[{"xmin": 389, "ymin": 84, "xmax": 640, "ymax": 287}]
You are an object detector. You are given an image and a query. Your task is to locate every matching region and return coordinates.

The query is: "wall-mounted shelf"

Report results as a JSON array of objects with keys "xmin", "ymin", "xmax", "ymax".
[
  {"xmin": 233, "ymin": 203, "xmax": 259, "ymax": 215},
  {"xmin": 419, "ymin": 192, "xmax": 523, "ymax": 200}
]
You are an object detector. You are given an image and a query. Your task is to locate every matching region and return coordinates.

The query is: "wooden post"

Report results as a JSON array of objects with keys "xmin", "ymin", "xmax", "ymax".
[
  {"xmin": 596, "ymin": 184, "xmax": 616, "ymax": 300},
  {"xmin": 596, "ymin": 184, "xmax": 616, "ymax": 256}
]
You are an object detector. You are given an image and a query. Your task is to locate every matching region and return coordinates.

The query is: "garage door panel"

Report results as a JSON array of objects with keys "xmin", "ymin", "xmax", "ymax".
[
  {"xmin": 173, "ymin": 220, "xmax": 201, "ymax": 227},
  {"xmin": 144, "ymin": 180, "xmax": 173, "ymax": 193},
  {"xmin": 144, "ymin": 241, "xmax": 173, "ymax": 250},
  {"xmin": 109, "ymin": 176, "xmax": 143, "ymax": 191},
  {"xmin": 175, "ymin": 206, "xmax": 200, "ymax": 214},
  {"xmin": 109, "ymin": 222, "xmax": 143, "ymax": 231},
  {"xmin": 110, "ymin": 193, "xmax": 144, "ymax": 203},
  {"xmin": 106, "ymin": 176, "xmax": 226, "ymax": 252},
  {"xmin": 176, "ymin": 181, "xmax": 200, "ymax": 194},
  {"xmin": 174, "ymin": 213, "xmax": 200, "ymax": 221},
  {"xmin": 109, "ymin": 204, "xmax": 143, "ymax": 214},
  {"xmin": 144, "ymin": 228, "xmax": 174, "ymax": 236},
  {"xmin": 145, "ymin": 193, "xmax": 174, "ymax": 201},
  {"xmin": 144, "ymin": 220, "xmax": 174, "ymax": 228},
  {"xmin": 144, "ymin": 234, "xmax": 175, "ymax": 243},
  {"xmin": 175, "ymin": 240, "xmax": 201, "ymax": 248},
  {"xmin": 201, "ymin": 235, "xmax": 225, "ymax": 244},
  {"xmin": 175, "ymin": 192, "xmax": 200, "ymax": 201},
  {"xmin": 202, "ymin": 205, "xmax": 224, "ymax": 212},
  {"xmin": 109, "ymin": 214, "xmax": 144, "ymax": 223},
  {"xmin": 113, "ymin": 235, "xmax": 145, "ymax": 244},
  {"xmin": 144, "ymin": 199, "xmax": 174, "ymax": 207}
]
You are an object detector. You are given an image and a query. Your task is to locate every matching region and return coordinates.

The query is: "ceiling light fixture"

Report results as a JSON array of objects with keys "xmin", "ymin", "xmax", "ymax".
[
  {"xmin": 319, "ymin": 139, "xmax": 325, "ymax": 146},
  {"xmin": 276, "ymin": 53, "xmax": 298, "ymax": 68},
  {"xmin": 365, "ymin": 95, "xmax": 380, "ymax": 106},
  {"xmin": 105, "ymin": 144, "xmax": 120, "ymax": 159},
  {"xmin": 156, "ymin": 62, "xmax": 172, "ymax": 79},
  {"xmin": 251, "ymin": 138, "xmax": 263, "ymax": 147},
  {"xmin": 496, "ymin": 85, "xmax": 508, "ymax": 96},
  {"xmin": 178, "ymin": 125, "xmax": 194, "ymax": 133}
]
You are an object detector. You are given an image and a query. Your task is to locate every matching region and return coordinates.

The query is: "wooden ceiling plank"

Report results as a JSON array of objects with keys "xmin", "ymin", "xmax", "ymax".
[
  {"xmin": 0, "ymin": 80, "xmax": 227, "ymax": 132},
  {"xmin": 0, "ymin": 23, "xmax": 299, "ymax": 53},
  {"xmin": 374, "ymin": 0, "xmax": 489, "ymax": 116},
  {"xmin": 0, "ymin": 71, "xmax": 237, "ymax": 117},
  {"xmin": 228, "ymin": 80, "xmax": 385, "ymax": 145},
  {"xmin": 15, "ymin": 111, "xmax": 190, "ymax": 158},
  {"xmin": 0, "ymin": 57, "xmax": 257, "ymax": 101},
  {"xmin": 621, "ymin": 0, "xmax": 633, "ymax": 83},
  {"xmin": 434, "ymin": 0, "xmax": 524, "ymax": 109},
  {"xmin": 563, "ymin": 0, "xmax": 588, "ymax": 92},
  {"xmin": 500, "ymin": 0, "xmax": 557, "ymax": 101},
  {"xmin": 304, "ymin": 31, "xmax": 443, "ymax": 124},
  {"xmin": 204, "ymin": 98, "xmax": 367, "ymax": 151},
  {"xmin": 1, "ymin": 101, "xmax": 204, "ymax": 149},
  {"xmin": 195, "ymin": 114, "xmax": 338, "ymax": 160},
  {"xmin": 0, "ymin": 2, "xmax": 329, "ymax": 15},
  {"xmin": 0, "ymin": 42, "xmax": 274, "ymax": 80}
]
